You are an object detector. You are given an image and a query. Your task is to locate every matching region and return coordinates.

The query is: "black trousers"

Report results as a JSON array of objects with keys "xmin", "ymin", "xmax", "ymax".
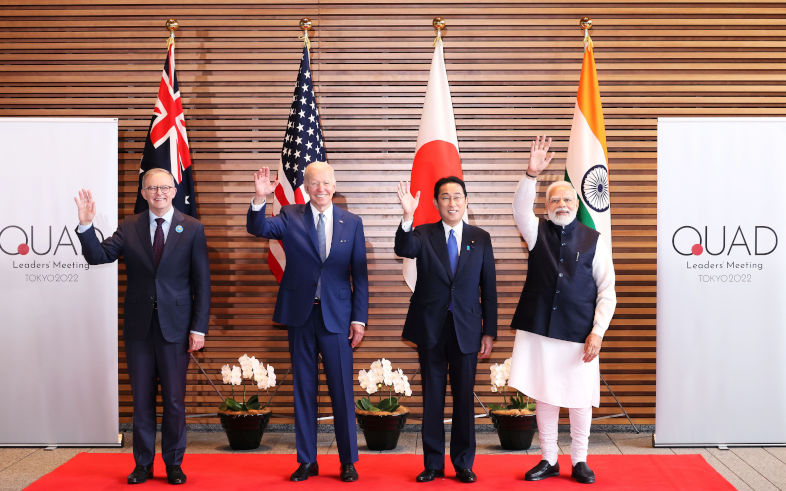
[
  {"xmin": 125, "ymin": 313, "xmax": 189, "ymax": 467},
  {"xmin": 418, "ymin": 312, "xmax": 478, "ymax": 471}
]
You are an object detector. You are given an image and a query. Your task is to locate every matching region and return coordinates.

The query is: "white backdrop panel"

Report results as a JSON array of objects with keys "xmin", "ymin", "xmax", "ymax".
[
  {"xmin": 0, "ymin": 118, "xmax": 119, "ymax": 445},
  {"xmin": 656, "ymin": 117, "xmax": 786, "ymax": 446}
]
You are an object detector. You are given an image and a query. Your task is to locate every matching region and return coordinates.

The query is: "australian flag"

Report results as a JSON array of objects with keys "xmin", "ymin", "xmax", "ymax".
[
  {"xmin": 267, "ymin": 44, "xmax": 326, "ymax": 281},
  {"xmin": 134, "ymin": 40, "xmax": 197, "ymax": 217}
]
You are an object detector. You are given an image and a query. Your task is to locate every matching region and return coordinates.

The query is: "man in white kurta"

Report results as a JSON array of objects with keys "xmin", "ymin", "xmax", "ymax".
[{"xmin": 508, "ymin": 136, "xmax": 616, "ymax": 484}]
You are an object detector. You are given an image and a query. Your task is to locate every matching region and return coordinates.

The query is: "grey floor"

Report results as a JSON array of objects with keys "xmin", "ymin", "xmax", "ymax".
[{"xmin": 2, "ymin": 429, "xmax": 786, "ymax": 490}]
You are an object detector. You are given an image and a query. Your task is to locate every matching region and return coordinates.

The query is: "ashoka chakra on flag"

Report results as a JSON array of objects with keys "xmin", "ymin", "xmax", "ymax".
[{"xmin": 581, "ymin": 164, "xmax": 610, "ymax": 212}]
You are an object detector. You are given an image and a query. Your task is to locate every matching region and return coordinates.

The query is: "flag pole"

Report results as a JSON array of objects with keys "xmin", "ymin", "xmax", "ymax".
[
  {"xmin": 297, "ymin": 16, "xmax": 332, "ymax": 424},
  {"xmin": 575, "ymin": 16, "xmax": 637, "ymax": 432},
  {"xmin": 432, "ymin": 16, "xmax": 445, "ymax": 46},
  {"xmin": 165, "ymin": 17, "xmax": 178, "ymax": 48},
  {"xmin": 580, "ymin": 15, "xmax": 592, "ymax": 44},
  {"xmin": 299, "ymin": 17, "xmax": 312, "ymax": 51}
]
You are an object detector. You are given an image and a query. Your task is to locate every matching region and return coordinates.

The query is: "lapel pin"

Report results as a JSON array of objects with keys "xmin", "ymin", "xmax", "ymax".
[
  {"xmin": 175, "ymin": 225, "xmax": 183, "ymax": 233},
  {"xmin": 339, "ymin": 219, "xmax": 344, "ymax": 224}
]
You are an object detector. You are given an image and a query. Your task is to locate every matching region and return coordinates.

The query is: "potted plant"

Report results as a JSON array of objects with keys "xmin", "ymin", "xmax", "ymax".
[
  {"xmin": 488, "ymin": 358, "xmax": 538, "ymax": 450},
  {"xmin": 217, "ymin": 354, "xmax": 276, "ymax": 450},
  {"xmin": 355, "ymin": 358, "xmax": 412, "ymax": 450}
]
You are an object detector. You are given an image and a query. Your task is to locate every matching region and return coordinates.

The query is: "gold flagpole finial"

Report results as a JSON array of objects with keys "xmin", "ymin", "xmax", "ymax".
[
  {"xmin": 579, "ymin": 16, "xmax": 592, "ymax": 44},
  {"xmin": 165, "ymin": 18, "xmax": 178, "ymax": 47},
  {"xmin": 433, "ymin": 17, "xmax": 446, "ymax": 45},
  {"xmin": 299, "ymin": 17, "xmax": 312, "ymax": 50}
]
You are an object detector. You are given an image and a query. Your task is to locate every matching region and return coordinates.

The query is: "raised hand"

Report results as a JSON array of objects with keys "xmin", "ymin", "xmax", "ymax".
[
  {"xmin": 74, "ymin": 189, "xmax": 97, "ymax": 226},
  {"xmin": 527, "ymin": 135, "xmax": 555, "ymax": 178},
  {"xmin": 253, "ymin": 167, "xmax": 277, "ymax": 204},
  {"xmin": 397, "ymin": 181, "xmax": 420, "ymax": 222}
]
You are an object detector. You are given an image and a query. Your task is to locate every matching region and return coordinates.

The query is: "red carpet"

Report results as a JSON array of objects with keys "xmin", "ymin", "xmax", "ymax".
[{"xmin": 27, "ymin": 453, "xmax": 734, "ymax": 490}]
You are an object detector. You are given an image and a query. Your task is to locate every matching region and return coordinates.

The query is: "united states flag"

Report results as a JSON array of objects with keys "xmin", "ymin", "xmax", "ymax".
[
  {"xmin": 268, "ymin": 44, "xmax": 326, "ymax": 281},
  {"xmin": 134, "ymin": 39, "xmax": 197, "ymax": 217}
]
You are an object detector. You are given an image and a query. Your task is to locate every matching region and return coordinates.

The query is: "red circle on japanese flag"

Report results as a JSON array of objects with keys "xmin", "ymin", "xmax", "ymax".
[{"xmin": 410, "ymin": 140, "xmax": 462, "ymax": 226}]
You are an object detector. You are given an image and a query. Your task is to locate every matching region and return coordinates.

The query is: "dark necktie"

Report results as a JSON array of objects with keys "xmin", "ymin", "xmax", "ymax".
[
  {"xmin": 153, "ymin": 218, "xmax": 165, "ymax": 267},
  {"xmin": 316, "ymin": 213, "xmax": 326, "ymax": 298},
  {"xmin": 448, "ymin": 228, "xmax": 458, "ymax": 275}
]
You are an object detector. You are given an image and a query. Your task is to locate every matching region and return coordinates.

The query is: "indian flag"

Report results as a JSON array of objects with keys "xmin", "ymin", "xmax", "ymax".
[{"xmin": 565, "ymin": 36, "xmax": 612, "ymax": 247}]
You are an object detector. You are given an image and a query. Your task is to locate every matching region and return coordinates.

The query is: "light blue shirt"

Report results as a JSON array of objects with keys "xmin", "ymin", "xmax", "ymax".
[{"xmin": 148, "ymin": 207, "xmax": 175, "ymax": 245}]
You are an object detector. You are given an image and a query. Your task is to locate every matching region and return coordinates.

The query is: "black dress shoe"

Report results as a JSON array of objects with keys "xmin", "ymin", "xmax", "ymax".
[
  {"xmin": 340, "ymin": 463, "xmax": 358, "ymax": 482},
  {"xmin": 127, "ymin": 464, "xmax": 153, "ymax": 484},
  {"xmin": 165, "ymin": 465, "xmax": 187, "ymax": 485},
  {"xmin": 524, "ymin": 460, "xmax": 560, "ymax": 481},
  {"xmin": 456, "ymin": 468, "xmax": 477, "ymax": 483},
  {"xmin": 290, "ymin": 462, "xmax": 319, "ymax": 482},
  {"xmin": 416, "ymin": 469, "xmax": 445, "ymax": 482},
  {"xmin": 571, "ymin": 462, "xmax": 596, "ymax": 484}
]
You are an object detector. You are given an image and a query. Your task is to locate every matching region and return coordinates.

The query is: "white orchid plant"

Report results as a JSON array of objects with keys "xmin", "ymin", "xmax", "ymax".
[
  {"xmin": 489, "ymin": 358, "xmax": 535, "ymax": 412},
  {"xmin": 219, "ymin": 354, "xmax": 276, "ymax": 412},
  {"xmin": 356, "ymin": 358, "xmax": 412, "ymax": 413}
]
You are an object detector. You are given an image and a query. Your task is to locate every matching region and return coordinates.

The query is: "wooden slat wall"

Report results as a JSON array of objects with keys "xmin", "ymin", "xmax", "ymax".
[{"xmin": 2, "ymin": 1, "xmax": 783, "ymax": 426}]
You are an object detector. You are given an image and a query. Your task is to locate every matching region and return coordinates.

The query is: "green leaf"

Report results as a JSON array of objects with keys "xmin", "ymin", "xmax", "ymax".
[
  {"xmin": 246, "ymin": 395, "xmax": 260, "ymax": 410},
  {"xmin": 358, "ymin": 397, "xmax": 380, "ymax": 412},
  {"xmin": 377, "ymin": 397, "xmax": 399, "ymax": 412},
  {"xmin": 218, "ymin": 401, "xmax": 229, "ymax": 411},
  {"xmin": 224, "ymin": 398, "xmax": 243, "ymax": 411}
]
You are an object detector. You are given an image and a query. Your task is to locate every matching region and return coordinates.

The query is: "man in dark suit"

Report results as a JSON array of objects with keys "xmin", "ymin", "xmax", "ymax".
[
  {"xmin": 247, "ymin": 162, "xmax": 368, "ymax": 482},
  {"xmin": 74, "ymin": 168, "xmax": 210, "ymax": 485},
  {"xmin": 394, "ymin": 176, "xmax": 497, "ymax": 484}
]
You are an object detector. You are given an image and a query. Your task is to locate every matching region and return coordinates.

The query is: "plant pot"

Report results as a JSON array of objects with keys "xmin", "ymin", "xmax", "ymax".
[
  {"xmin": 355, "ymin": 407, "xmax": 408, "ymax": 450},
  {"xmin": 218, "ymin": 409, "xmax": 272, "ymax": 450},
  {"xmin": 490, "ymin": 410, "xmax": 537, "ymax": 450}
]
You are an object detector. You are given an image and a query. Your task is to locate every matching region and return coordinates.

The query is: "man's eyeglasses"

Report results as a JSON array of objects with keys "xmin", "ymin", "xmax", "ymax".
[{"xmin": 144, "ymin": 185, "xmax": 174, "ymax": 193}]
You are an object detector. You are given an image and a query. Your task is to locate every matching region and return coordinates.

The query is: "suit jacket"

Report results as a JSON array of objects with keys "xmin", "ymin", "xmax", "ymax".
[
  {"xmin": 77, "ymin": 210, "xmax": 211, "ymax": 343},
  {"xmin": 395, "ymin": 220, "xmax": 497, "ymax": 354},
  {"xmin": 246, "ymin": 203, "xmax": 368, "ymax": 333}
]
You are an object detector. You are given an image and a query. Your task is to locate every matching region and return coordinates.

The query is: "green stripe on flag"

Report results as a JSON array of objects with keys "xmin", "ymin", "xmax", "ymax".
[{"xmin": 565, "ymin": 171, "xmax": 597, "ymax": 231}]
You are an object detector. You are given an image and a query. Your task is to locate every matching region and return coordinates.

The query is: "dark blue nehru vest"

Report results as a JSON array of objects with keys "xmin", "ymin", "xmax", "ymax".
[{"xmin": 511, "ymin": 218, "xmax": 599, "ymax": 343}]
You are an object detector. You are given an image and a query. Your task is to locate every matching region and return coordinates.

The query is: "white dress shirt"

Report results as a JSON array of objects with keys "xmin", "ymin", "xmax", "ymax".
[{"xmin": 400, "ymin": 219, "xmax": 464, "ymax": 257}]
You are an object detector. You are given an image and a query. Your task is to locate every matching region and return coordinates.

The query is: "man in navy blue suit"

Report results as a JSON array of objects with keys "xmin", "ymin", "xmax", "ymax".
[
  {"xmin": 247, "ymin": 162, "xmax": 368, "ymax": 482},
  {"xmin": 75, "ymin": 168, "xmax": 211, "ymax": 485},
  {"xmin": 395, "ymin": 177, "xmax": 497, "ymax": 484}
]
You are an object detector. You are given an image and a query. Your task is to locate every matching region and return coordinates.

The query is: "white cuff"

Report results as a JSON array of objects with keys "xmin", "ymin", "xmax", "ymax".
[{"xmin": 250, "ymin": 197, "xmax": 265, "ymax": 212}]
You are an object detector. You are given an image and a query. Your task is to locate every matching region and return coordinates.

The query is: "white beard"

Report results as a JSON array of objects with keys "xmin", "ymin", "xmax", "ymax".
[{"xmin": 548, "ymin": 207, "xmax": 577, "ymax": 227}]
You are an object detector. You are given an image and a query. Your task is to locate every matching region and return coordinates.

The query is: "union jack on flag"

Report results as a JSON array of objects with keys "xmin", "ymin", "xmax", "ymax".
[
  {"xmin": 268, "ymin": 44, "xmax": 326, "ymax": 282},
  {"xmin": 134, "ymin": 39, "xmax": 197, "ymax": 217}
]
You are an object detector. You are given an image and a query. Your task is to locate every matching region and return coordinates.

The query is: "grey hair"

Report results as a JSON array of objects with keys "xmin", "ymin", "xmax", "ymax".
[
  {"xmin": 303, "ymin": 161, "xmax": 335, "ymax": 184},
  {"xmin": 141, "ymin": 168, "xmax": 176, "ymax": 188},
  {"xmin": 545, "ymin": 180, "xmax": 578, "ymax": 201}
]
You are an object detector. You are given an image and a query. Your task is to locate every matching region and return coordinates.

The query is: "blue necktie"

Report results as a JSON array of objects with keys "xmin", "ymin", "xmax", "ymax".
[
  {"xmin": 316, "ymin": 213, "xmax": 326, "ymax": 298},
  {"xmin": 448, "ymin": 228, "xmax": 458, "ymax": 276}
]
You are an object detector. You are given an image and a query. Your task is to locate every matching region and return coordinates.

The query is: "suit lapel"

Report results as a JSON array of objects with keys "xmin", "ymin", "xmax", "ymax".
[
  {"xmin": 329, "ymin": 206, "xmax": 344, "ymax": 261},
  {"xmin": 428, "ymin": 221, "xmax": 453, "ymax": 280},
  {"xmin": 159, "ymin": 209, "xmax": 184, "ymax": 266},
  {"xmin": 455, "ymin": 223, "xmax": 472, "ymax": 277},
  {"xmin": 303, "ymin": 204, "xmax": 320, "ymax": 257},
  {"xmin": 135, "ymin": 212, "xmax": 155, "ymax": 268}
]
